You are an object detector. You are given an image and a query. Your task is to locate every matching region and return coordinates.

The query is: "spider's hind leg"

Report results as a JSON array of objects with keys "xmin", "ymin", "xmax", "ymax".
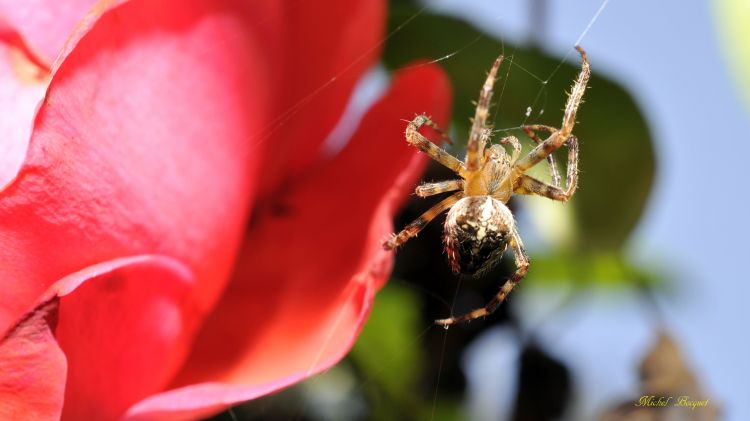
[{"xmin": 435, "ymin": 228, "xmax": 529, "ymax": 326}]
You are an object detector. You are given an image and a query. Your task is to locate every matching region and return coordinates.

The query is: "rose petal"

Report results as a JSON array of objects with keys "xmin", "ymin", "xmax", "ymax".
[
  {"xmin": 1, "ymin": 254, "xmax": 202, "ymax": 420},
  {"xmin": 125, "ymin": 280, "xmax": 371, "ymax": 421},
  {"xmin": 0, "ymin": 0, "xmax": 97, "ymax": 65},
  {"xmin": 50, "ymin": 255, "xmax": 201, "ymax": 420},
  {"xmin": 0, "ymin": 0, "xmax": 268, "ymax": 336},
  {"xmin": 256, "ymin": 0, "xmax": 385, "ymax": 197},
  {"xmin": 126, "ymin": 382, "xmax": 309, "ymax": 421},
  {"xmin": 124, "ymin": 63, "xmax": 452, "ymax": 419},
  {"xmin": 0, "ymin": 299, "xmax": 66, "ymax": 421}
]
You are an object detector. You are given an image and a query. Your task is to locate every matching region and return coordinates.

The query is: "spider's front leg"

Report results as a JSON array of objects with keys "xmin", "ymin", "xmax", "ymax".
[
  {"xmin": 384, "ymin": 193, "xmax": 464, "ymax": 250},
  {"xmin": 405, "ymin": 115, "xmax": 467, "ymax": 178},
  {"xmin": 435, "ymin": 229, "xmax": 529, "ymax": 326},
  {"xmin": 515, "ymin": 46, "xmax": 589, "ymax": 172},
  {"xmin": 467, "ymin": 56, "xmax": 503, "ymax": 171},
  {"xmin": 514, "ymin": 135, "xmax": 578, "ymax": 201},
  {"xmin": 415, "ymin": 180, "xmax": 464, "ymax": 198}
]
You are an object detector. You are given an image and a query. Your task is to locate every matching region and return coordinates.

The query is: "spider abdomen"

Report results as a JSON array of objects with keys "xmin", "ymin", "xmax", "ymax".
[{"xmin": 443, "ymin": 196, "xmax": 514, "ymax": 275}]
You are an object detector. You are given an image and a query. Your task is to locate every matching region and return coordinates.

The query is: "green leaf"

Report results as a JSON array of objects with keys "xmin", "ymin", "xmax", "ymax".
[
  {"xmin": 383, "ymin": 8, "xmax": 655, "ymax": 250},
  {"xmin": 523, "ymin": 250, "xmax": 661, "ymax": 288},
  {"xmin": 349, "ymin": 282, "xmax": 426, "ymax": 419}
]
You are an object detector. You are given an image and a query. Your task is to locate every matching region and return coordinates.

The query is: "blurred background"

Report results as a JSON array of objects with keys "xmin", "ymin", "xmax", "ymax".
[{"xmin": 213, "ymin": 0, "xmax": 750, "ymax": 419}]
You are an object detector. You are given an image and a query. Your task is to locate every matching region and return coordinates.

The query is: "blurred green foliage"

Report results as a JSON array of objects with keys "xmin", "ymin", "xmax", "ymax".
[
  {"xmin": 524, "ymin": 250, "xmax": 659, "ymax": 288},
  {"xmin": 350, "ymin": 284, "xmax": 464, "ymax": 421},
  {"xmin": 349, "ymin": 283, "xmax": 426, "ymax": 419}
]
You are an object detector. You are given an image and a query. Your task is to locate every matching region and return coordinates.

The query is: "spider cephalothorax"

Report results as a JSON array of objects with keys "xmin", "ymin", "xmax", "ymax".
[{"xmin": 384, "ymin": 46, "xmax": 590, "ymax": 326}]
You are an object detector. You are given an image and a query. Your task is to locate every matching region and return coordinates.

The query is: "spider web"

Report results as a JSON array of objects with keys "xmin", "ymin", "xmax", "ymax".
[{"xmin": 207, "ymin": 0, "xmax": 613, "ymax": 419}]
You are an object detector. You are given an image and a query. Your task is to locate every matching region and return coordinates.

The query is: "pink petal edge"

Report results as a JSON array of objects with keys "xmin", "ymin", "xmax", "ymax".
[
  {"xmin": 53, "ymin": 256, "xmax": 202, "ymax": 420},
  {"xmin": 0, "ymin": 299, "xmax": 66, "ymax": 421},
  {"xmin": 0, "ymin": 254, "xmax": 201, "ymax": 421},
  {"xmin": 0, "ymin": 37, "xmax": 47, "ymax": 191},
  {"xmin": 0, "ymin": 0, "xmax": 103, "ymax": 66}
]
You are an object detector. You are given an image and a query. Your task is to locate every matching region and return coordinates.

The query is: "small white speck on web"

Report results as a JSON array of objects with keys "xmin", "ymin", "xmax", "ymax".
[{"xmin": 525, "ymin": 106, "xmax": 532, "ymax": 117}]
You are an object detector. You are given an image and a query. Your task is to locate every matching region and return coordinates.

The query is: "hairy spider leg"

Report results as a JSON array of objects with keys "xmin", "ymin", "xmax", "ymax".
[
  {"xmin": 405, "ymin": 115, "xmax": 468, "ymax": 178},
  {"xmin": 515, "ymin": 46, "xmax": 589, "ymax": 172},
  {"xmin": 418, "ymin": 113, "xmax": 455, "ymax": 146},
  {"xmin": 384, "ymin": 193, "xmax": 465, "ymax": 250},
  {"xmin": 522, "ymin": 125, "xmax": 561, "ymax": 187},
  {"xmin": 499, "ymin": 135, "xmax": 522, "ymax": 163},
  {"xmin": 416, "ymin": 179, "xmax": 464, "ymax": 198},
  {"xmin": 467, "ymin": 55, "xmax": 503, "ymax": 172},
  {"xmin": 435, "ymin": 228, "xmax": 529, "ymax": 326},
  {"xmin": 514, "ymin": 135, "xmax": 579, "ymax": 201}
]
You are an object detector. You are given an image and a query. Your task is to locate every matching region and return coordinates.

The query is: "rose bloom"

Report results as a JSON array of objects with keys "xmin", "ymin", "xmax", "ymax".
[{"xmin": 0, "ymin": 0, "xmax": 451, "ymax": 419}]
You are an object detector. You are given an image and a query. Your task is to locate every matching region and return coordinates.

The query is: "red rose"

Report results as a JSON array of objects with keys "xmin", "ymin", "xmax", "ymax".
[{"xmin": 0, "ymin": 0, "xmax": 451, "ymax": 419}]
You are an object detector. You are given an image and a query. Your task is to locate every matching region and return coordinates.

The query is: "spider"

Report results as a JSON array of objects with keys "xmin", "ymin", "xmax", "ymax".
[{"xmin": 384, "ymin": 46, "xmax": 590, "ymax": 326}]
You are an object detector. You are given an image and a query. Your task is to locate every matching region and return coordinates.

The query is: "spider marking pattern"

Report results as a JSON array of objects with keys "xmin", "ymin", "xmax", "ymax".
[{"xmin": 384, "ymin": 46, "xmax": 590, "ymax": 326}]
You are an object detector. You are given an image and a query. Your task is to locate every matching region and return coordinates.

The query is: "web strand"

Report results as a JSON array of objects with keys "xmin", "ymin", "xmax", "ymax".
[
  {"xmin": 430, "ymin": 328, "xmax": 449, "ymax": 421},
  {"xmin": 519, "ymin": 0, "xmax": 611, "ymax": 126},
  {"xmin": 244, "ymin": 4, "xmax": 431, "ymax": 149}
]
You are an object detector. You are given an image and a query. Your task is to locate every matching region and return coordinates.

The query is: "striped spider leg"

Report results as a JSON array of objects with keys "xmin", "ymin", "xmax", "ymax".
[{"xmin": 518, "ymin": 124, "xmax": 579, "ymax": 200}]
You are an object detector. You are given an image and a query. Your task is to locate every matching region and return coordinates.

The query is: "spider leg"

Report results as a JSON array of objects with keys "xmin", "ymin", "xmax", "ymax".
[
  {"xmin": 514, "ymin": 135, "xmax": 578, "ymax": 201},
  {"xmin": 515, "ymin": 46, "xmax": 589, "ymax": 172},
  {"xmin": 435, "ymin": 228, "xmax": 529, "ymax": 326},
  {"xmin": 384, "ymin": 193, "xmax": 464, "ymax": 250},
  {"xmin": 415, "ymin": 179, "xmax": 464, "ymax": 198},
  {"xmin": 499, "ymin": 135, "xmax": 522, "ymax": 163},
  {"xmin": 406, "ymin": 115, "xmax": 467, "ymax": 177},
  {"xmin": 522, "ymin": 125, "xmax": 561, "ymax": 187},
  {"xmin": 419, "ymin": 113, "xmax": 455, "ymax": 145},
  {"xmin": 522, "ymin": 124, "xmax": 558, "ymax": 135},
  {"xmin": 467, "ymin": 55, "xmax": 503, "ymax": 171}
]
